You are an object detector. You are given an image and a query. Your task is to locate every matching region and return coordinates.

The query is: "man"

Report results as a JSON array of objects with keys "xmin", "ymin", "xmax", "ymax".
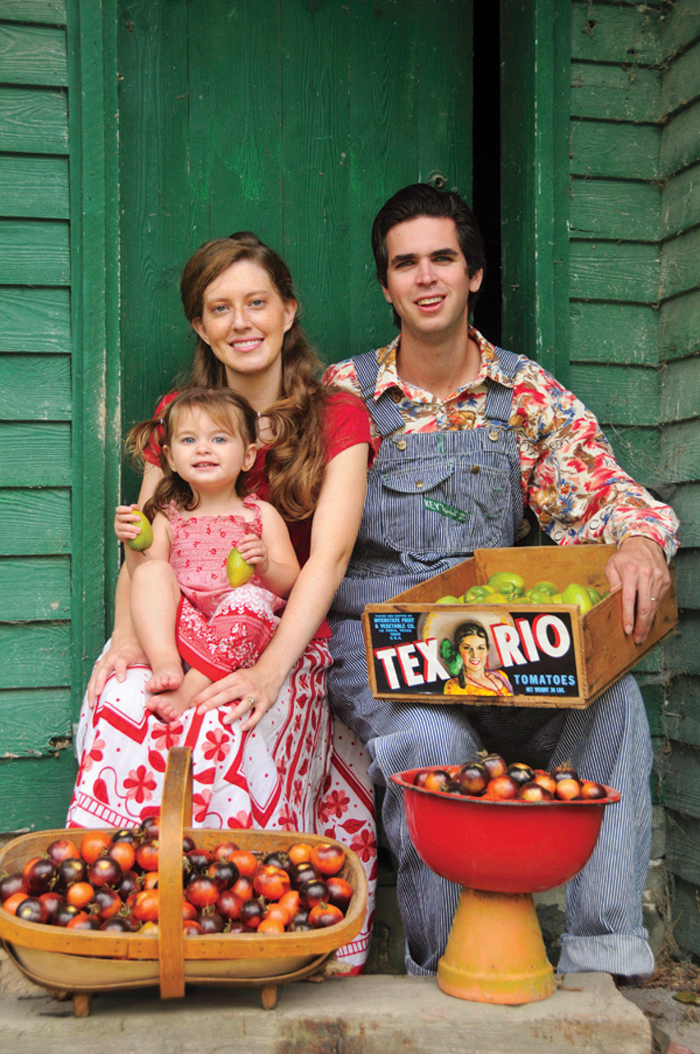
[{"xmin": 323, "ymin": 183, "xmax": 678, "ymax": 980}]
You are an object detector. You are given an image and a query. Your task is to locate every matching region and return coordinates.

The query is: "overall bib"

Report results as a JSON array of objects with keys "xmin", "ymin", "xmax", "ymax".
[{"xmin": 328, "ymin": 347, "xmax": 654, "ymax": 978}]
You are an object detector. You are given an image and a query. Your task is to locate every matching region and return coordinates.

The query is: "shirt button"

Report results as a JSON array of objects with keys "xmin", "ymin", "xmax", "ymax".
[{"xmin": 391, "ymin": 390, "xmax": 402, "ymax": 403}]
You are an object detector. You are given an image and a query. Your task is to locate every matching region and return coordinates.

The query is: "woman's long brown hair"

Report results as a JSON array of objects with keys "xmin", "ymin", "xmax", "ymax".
[{"xmin": 179, "ymin": 232, "xmax": 329, "ymax": 522}]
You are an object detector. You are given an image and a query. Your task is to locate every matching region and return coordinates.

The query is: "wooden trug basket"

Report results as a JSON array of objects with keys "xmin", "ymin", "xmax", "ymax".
[{"xmin": 0, "ymin": 747, "xmax": 368, "ymax": 1016}]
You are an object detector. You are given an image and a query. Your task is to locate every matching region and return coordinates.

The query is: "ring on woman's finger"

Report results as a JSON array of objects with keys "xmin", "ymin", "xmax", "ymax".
[
  {"xmin": 243, "ymin": 696, "xmax": 256, "ymax": 706},
  {"xmin": 650, "ymin": 596, "xmax": 659, "ymax": 602}
]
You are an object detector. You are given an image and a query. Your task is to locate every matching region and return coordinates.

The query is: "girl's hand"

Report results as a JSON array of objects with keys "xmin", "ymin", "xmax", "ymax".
[
  {"xmin": 115, "ymin": 504, "xmax": 143, "ymax": 544},
  {"xmin": 87, "ymin": 637, "xmax": 149, "ymax": 708},
  {"xmin": 234, "ymin": 533, "xmax": 269, "ymax": 575},
  {"xmin": 191, "ymin": 665, "xmax": 283, "ymax": 732}
]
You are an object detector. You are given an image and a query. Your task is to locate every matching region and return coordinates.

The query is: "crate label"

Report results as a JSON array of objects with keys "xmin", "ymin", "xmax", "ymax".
[{"xmin": 367, "ymin": 608, "xmax": 579, "ymax": 698}]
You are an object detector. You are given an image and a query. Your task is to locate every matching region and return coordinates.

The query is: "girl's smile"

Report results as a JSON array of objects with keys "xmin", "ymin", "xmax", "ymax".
[{"xmin": 164, "ymin": 407, "xmax": 257, "ymax": 495}]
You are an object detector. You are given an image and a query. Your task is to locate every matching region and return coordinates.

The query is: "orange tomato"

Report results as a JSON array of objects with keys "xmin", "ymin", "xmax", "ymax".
[
  {"xmin": 66, "ymin": 882, "xmax": 96, "ymax": 910},
  {"xmin": 278, "ymin": 890, "xmax": 301, "ymax": 917},
  {"xmin": 107, "ymin": 840, "xmax": 136, "ymax": 872},
  {"xmin": 288, "ymin": 843, "xmax": 313, "ymax": 865},
  {"xmin": 257, "ymin": 917, "xmax": 285, "ymax": 934},
  {"xmin": 228, "ymin": 849, "xmax": 258, "ymax": 878},
  {"xmin": 264, "ymin": 903, "xmax": 291, "ymax": 926},
  {"xmin": 132, "ymin": 888, "xmax": 159, "ymax": 922},
  {"xmin": 309, "ymin": 843, "xmax": 345, "ymax": 877},
  {"xmin": 1, "ymin": 891, "xmax": 29, "ymax": 916},
  {"xmin": 80, "ymin": 830, "xmax": 112, "ymax": 865}
]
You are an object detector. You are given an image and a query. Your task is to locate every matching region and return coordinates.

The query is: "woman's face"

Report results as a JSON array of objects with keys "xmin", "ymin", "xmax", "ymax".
[
  {"xmin": 458, "ymin": 633, "xmax": 489, "ymax": 676},
  {"xmin": 192, "ymin": 260, "xmax": 296, "ymax": 391}
]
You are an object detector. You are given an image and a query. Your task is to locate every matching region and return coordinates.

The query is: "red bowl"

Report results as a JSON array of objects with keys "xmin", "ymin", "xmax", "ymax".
[{"xmin": 390, "ymin": 768, "xmax": 620, "ymax": 894}]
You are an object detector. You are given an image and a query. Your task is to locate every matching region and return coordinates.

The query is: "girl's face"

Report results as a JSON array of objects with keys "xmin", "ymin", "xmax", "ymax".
[
  {"xmin": 192, "ymin": 260, "xmax": 296, "ymax": 391},
  {"xmin": 164, "ymin": 407, "xmax": 257, "ymax": 492},
  {"xmin": 458, "ymin": 634, "xmax": 489, "ymax": 676}
]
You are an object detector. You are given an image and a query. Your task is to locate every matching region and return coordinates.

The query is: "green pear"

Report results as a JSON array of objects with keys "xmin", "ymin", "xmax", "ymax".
[
  {"xmin": 127, "ymin": 510, "xmax": 153, "ymax": 551},
  {"xmin": 226, "ymin": 547, "xmax": 254, "ymax": 588},
  {"xmin": 435, "ymin": 594, "xmax": 462, "ymax": 605}
]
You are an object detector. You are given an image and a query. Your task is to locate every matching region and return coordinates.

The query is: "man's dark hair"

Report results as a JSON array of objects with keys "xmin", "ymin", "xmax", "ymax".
[{"xmin": 371, "ymin": 183, "xmax": 486, "ymax": 288}]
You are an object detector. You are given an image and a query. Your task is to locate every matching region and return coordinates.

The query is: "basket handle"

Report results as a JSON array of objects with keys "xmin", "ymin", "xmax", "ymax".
[{"xmin": 159, "ymin": 746, "xmax": 193, "ymax": 999}]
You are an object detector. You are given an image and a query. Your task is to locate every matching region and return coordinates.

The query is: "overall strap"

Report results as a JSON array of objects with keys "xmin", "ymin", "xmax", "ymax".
[
  {"xmin": 352, "ymin": 349, "xmax": 405, "ymax": 437},
  {"xmin": 484, "ymin": 345, "xmax": 523, "ymax": 425}
]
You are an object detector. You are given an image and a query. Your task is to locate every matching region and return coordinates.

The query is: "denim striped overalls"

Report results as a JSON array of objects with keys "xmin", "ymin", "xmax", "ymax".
[{"xmin": 328, "ymin": 345, "xmax": 654, "ymax": 979}]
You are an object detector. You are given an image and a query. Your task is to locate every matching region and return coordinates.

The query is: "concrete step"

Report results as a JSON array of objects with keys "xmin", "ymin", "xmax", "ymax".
[{"xmin": 1, "ymin": 973, "xmax": 652, "ymax": 1054}]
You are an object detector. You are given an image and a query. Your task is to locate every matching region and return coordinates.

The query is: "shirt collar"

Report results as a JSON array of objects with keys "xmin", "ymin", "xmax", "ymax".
[{"xmin": 372, "ymin": 327, "xmax": 517, "ymax": 403}]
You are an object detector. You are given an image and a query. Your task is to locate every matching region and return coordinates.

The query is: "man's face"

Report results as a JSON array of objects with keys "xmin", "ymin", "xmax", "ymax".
[{"xmin": 381, "ymin": 216, "xmax": 482, "ymax": 343}]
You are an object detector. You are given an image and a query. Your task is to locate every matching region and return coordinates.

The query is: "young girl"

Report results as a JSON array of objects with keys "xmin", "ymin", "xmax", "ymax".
[{"xmin": 115, "ymin": 386, "xmax": 300, "ymax": 723}]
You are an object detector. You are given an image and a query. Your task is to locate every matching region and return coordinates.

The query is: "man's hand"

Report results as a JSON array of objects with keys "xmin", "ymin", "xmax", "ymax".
[{"xmin": 605, "ymin": 536, "xmax": 671, "ymax": 644}]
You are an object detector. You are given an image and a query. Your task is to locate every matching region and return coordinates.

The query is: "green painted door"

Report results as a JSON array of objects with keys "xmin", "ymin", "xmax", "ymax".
[{"xmin": 117, "ymin": 0, "xmax": 474, "ymax": 436}]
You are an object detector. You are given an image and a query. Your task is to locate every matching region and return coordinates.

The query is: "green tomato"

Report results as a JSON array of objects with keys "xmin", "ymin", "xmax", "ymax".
[
  {"xmin": 484, "ymin": 592, "xmax": 510, "ymax": 604},
  {"xmin": 524, "ymin": 588, "xmax": 554, "ymax": 605},
  {"xmin": 463, "ymin": 584, "xmax": 493, "ymax": 603},
  {"xmin": 550, "ymin": 593, "xmax": 563, "ymax": 603},
  {"xmin": 226, "ymin": 548, "xmax": 255, "ymax": 588},
  {"xmin": 560, "ymin": 582, "xmax": 594, "ymax": 614},
  {"xmin": 587, "ymin": 586, "xmax": 603, "ymax": 606},
  {"xmin": 127, "ymin": 510, "xmax": 153, "ymax": 552},
  {"xmin": 487, "ymin": 571, "xmax": 525, "ymax": 598},
  {"xmin": 435, "ymin": 594, "xmax": 462, "ymax": 605},
  {"xmin": 532, "ymin": 580, "xmax": 558, "ymax": 596}
]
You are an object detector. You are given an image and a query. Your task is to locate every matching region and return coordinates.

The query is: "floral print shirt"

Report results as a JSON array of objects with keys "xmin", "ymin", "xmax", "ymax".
[{"xmin": 322, "ymin": 328, "xmax": 679, "ymax": 559}]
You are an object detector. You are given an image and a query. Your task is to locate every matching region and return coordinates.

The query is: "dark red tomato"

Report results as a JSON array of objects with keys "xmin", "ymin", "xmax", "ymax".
[
  {"xmin": 553, "ymin": 764, "xmax": 580, "ymax": 783},
  {"xmin": 519, "ymin": 782, "xmax": 554, "ymax": 802},
  {"xmin": 55, "ymin": 903, "xmax": 81, "ymax": 927},
  {"xmin": 38, "ymin": 890, "xmax": 64, "ymax": 924},
  {"xmin": 262, "ymin": 850, "xmax": 293, "ymax": 875},
  {"xmin": 15, "ymin": 897, "xmax": 49, "ymax": 924},
  {"xmin": 0, "ymin": 871, "xmax": 27, "ymax": 903},
  {"xmin": 289, "ymin": 920, "xmax": 314, "ymax": 931},
  {"xmin": 239, "ymin": 899, "xmax": 264, "ymax": 930},
  {"xmin": 183, "ymin": 919, "xmax": 204, "ymax": 936},
  {"xmin": 289, "ymin": 908, "xmax": 310, "ymax": 928},
  {"xmin": 253, "ymin": 865, "xmax": 290, "ymax": 902},
  {"xmin": 66, "ymin": 912, "xmax": 100, "ymax": 931},
  {"xmin": 135, "ymin": 839, "xmax": 159, "ymax": 872},
  {"xmin": 480, "ymin": 753, "xmax": 508, "ymax": 779},
  {"xmin": 88, "ymin": 856, "xmax": 123, "ymax": 889},
  {"xmin": 93, "ymin": 886, "xmax": 123, "ymax": 920},
  {"xmin": 422, "ymin": 769, "xmax": 451, "ymax": 793},
  {"xmin": 212, "ymin": 841, "xmax": 239, "ymax": 861},
  {"xmin": 187, "ymin": 848, "xmax": 214, "ymax": 873},
  {"xmin": 206, "ymin": 859, "xmax": 239, "ymax": 891},
  {"xmin": 111, "ymin": 828, "xmax": 140, "ymax": 846},
  {"xmin": 226, "ymin": 920, "xmax": 248, "ymax": 934},
  {"xmin": 232, "ymin": 875, "xmax": 255, "ymax": 902},
  {"xmin": 216, "ymin": 889, "xmax": 244, "ymax": 921},
  {"xmin": 580, "ymin": 780, "xmax": 607, "ymax": 800},
  {"xmin": 308, "ymin": 902, "xmax": 344, "ymax": 928},
  {"xmin": 198, "ymin": 911, "xmax": 225, "ymax": 934},
  {"xmin": 185, "ymin": 875, "xmax": 220, "ymax": 911},
  {"xmin": 325, "ymin": 876, "xmax": 353, "ymax": 913},
  {"xmin": 309, "ymin": 843, "xmax": 345, "ymax": 877},
  {"xmin": 57, "ymin": 857, "xmax": 88, "ymax": 889},
  {"xmin": 299, "ymin": 878, "xmax": 330, "ymax": 910},
  {"xmin": 24, "ymin": 858, "xmax": 57, "ymax": 896},
  {"xmin": 507, "ymin": 763, "xmax": 535, "ymax": 787},
  {"xmin": 456, "ymin": 763, "xmax": 489, "ymax": 797},
  {"xmin": 289, "ymin": 862, "xmax": 321, "ymax": 889},
  {"xmin": 413, "ymin": 768, "xmax": 432, "ymax": 787},
  {"xmin": 116, "ymin": 869, "xmax": 141, "ymax": 899},
  {"xmin": 46, "ymin": 838, "xmax": 81, "ymax": 866},
  {"xmin": 101, "ymin": 916, "xmax": 136, "ymax": 933},
  {"xmin": 182, "ymin": 834, "xmax": 196, "ymax": 853},
  {"xmin": 140, "ymin": 815, "xmax": 160, "ymax": 839}
]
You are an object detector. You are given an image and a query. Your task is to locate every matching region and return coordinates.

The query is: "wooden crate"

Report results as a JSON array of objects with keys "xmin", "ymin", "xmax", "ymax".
[
  {"xmin": 362, "ymin": 544, "xmax": 677, "ymax": 708},
  {"xmin": 0, "ymin": 748, "xmax": 368, "ymax": 1016}
]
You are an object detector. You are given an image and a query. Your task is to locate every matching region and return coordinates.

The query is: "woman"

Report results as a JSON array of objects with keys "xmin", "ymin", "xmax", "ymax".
[
  {"xmin": 68, "ymin": 232, "xmax": 376, "ymax": 971},
  {"xmin": 442, "ymin": 621, "xmax": 513, "ymax": 697}
]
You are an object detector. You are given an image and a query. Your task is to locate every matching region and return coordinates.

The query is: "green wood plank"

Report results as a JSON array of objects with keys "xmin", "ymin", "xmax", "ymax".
[
  {"xmin": 0, "ymin": 1, "xmax": 66, "ymax": 23},
  {"xmin": 0, "ymin": 488, "xmax": 70, "ymax": 554},
  {"xmin": 660, "ymin": 102, "xmax": 700, "ymax": 179},
  {"xmin": 672, "ymin": 483, "xmax": 700, "ymax": 548},
  {"xmin": 570, "ymin": 61, "xmax": 660, "ymax": 123},
  {"xmin": 0, "ymin": 423, "xmax": 70, "ymax": 485},
  {"xmin": 668, "ymin": 876, "xmax": 700, "ymax": 960},
  {"xmin": 0, "ymin": 688, "xmax": 72, "ymax": 757},
  {"xmin": 660, "ymin": 226, "xmax": 700, "ymax": 301},
  {"xmin": 672, "ymin": 549, "xmax": 700, "ymax": 612},
  {"xmin": 571, "ymin": 1, "xmax": 661, "ymax": 65},
  {"xmin": 569, "ymin": 363, "xmax": 659, "ymax": 426},
  {"xmin": 605, "ymin": 425, "xmax": 661, "ymax": 488},
  {"xmin": 660, "ymin": 741, "xmax": 700, "ymax": 816},
  {"xmin": 0, "ymin": 621, "xmax": 70, "ymax": 689},
  {"xmin": 662, "ymin": 0, "xmax": 700, "ymax": 62},
  {"xmin": 570, "ymin": 178, "xmax": 660, "ymax": 241},
  {"xmin": 117, "ymin": 0, "xmax": 193, "ymax": 426},
  {"xmin": 570, "ymin": 302, "xmax": 659, "ymax": 364},
  {"xmin": 664, "ymin": 676, "xmax": 700, "ymax": 749},
  {"xmin": 0, "ymin": 156, "xmax": 68, "ymax": 219},
  {"xmin": 635, "ymin": 676, "xmax": 665, "ymax": 738},
  {"xmin": 660, "ymin": 289, "xmax": 700, "ymax": 361},
  {"xmin": 0, "ymin": 354, "xmax": 71, "ymax": 419},
  {"xmin": 664, "ymin": 612, "xmax": 700, "ymax": 675},
  {"xmin": 569, "ymin": 240, "xmax": 659, "ymax": 303},
  {"xmin": 661, "ymin": 161, "xmax": 700, "ymax": 239},
  {"xmin": 0, "ymin": 751, "xmax": 77, "ymax": 832},
  {"xmin": 0, "ymin": 86, "xmax": 68, "ymax": 154},
  {"xmin": 660, "ymin": 356, "xmax": 700, "ymax": 426},
  {"xmin": 661, "ymin": 38, "xmax": 700, "ymax": 118},
  {"xmin": 0, "ymin": 220, "xmax": 69, "ymax": 285},
  {"xmin": 666, "ymin": 811, "xmax": 700, "ymax": 889},
  {"xmin": 0, "ymin": 23, "xmax": 67, "ymax": 86},
  {"xmin": 0, "ymin": 288, "xmax": 70, "ymax": 353},
  {"xmin": 0, "ymin": 556, "xmax": 70, "ymax": 620},
  {"xmin": 570, "ymin": 119, "xmax": 661, "ymax": 180}
]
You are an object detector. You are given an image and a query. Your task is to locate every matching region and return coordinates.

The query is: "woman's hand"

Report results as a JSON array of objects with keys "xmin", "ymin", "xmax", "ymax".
[
  {"xmin": 605, "ymin": 535, "xmax": 671, "ymax": 644},
  {"xmin": 87, "ymin": 636, "xmax": 149, "ymax": 707},
  {"xmin": 192, "ymin": 666, "xmax": 284, "ymax": 732}
]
